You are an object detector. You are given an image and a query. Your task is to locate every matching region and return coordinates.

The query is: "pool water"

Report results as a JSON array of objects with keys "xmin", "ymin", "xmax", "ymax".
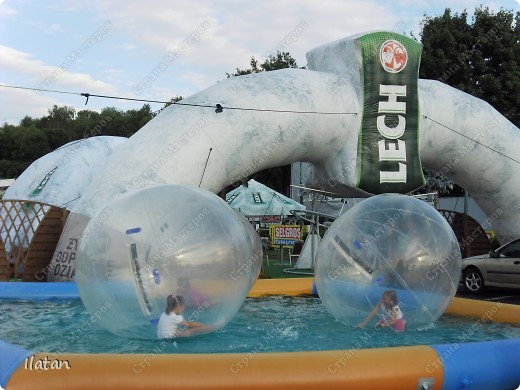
[{"xmin": 1, "ymin": 296, "xmax": 519, "ymax": 354}]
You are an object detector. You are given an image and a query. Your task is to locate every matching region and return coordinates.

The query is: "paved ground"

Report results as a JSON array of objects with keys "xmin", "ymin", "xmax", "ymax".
[{"xmin": 456, "ymin": 284, "xmax": 520, "ymax": 305}]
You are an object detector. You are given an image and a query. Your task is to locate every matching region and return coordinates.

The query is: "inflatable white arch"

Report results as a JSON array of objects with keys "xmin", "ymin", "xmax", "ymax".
[
  {"xmin": 74, "ymin": 33, "xmax": 519, "ymax": 243},
  {"xmin": 4, "ymin": 136, "xmax": 127, "ymax": 209}
]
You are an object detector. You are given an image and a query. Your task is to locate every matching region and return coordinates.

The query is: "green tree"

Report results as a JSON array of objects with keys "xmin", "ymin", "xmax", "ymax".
[
  {"xmin": 96, "ymin": 107, "xmax": 126, "ymax": 137},
  {"xmin": 226, "ymin": 51, "xmax": 299, "ymax": 77},
  {"xmin": 417, "ymin": 6, "xmax": 519, "ymax": 197},
  {"xmin": 124, "ymin": 104, "xmax": 154, "ymax": 134},
  {"xmin": 152, "ymin": 96, "xmax": 183, "ymax": 117},
  {"xmin": 37, "ymin": 105, "xmax": 77, "ymax": 150},
  {"xmin": 0, "ymin": 103, "xmax": 158, "ymax": 178},
  {"xmin": 14, "ymin": 126, "xmax": 49, "ymax": 162},
  {"xmin": 0, "ymin": 124, "xmax": 22, "ymax": 177},
  {"xmin": 19, "ymin": 115, "xmax": 37, "ymax": 128},
  {"xmin": 73, "ymin": 109, "xmax": 102, "ymax": 138},
  {"xmin": 419, "ymin": 7, "xmax": 519, "ymax": 127},
  {"xmin": 0, "ymin": 124, "xmax": 48, "ymax": 178},
  {"xmin": 261, "ymin": 51, "xmax": 298, "ymax": 72}
]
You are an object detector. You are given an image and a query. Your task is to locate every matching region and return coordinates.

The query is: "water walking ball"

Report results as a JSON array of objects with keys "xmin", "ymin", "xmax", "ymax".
[
  {"xmin": 315, "ymin": 194, "xmax": 462, "ymax": 330},
  {"xmin": 75, "ymin": 184, "xmax": 262, "ymax": 339}
]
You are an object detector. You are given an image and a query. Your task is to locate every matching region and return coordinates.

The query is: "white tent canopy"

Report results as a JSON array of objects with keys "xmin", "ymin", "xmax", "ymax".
[
  {"xmin": 294, "ymin": 231, "xmax": 321, "ymax": 269},
  {"xmin": 226, "ymin": 179, "xmax": 306, "ymax": 217},
  {"xmin": 0, "ymin": 179, "xmax": 15, "ymax": 189}
]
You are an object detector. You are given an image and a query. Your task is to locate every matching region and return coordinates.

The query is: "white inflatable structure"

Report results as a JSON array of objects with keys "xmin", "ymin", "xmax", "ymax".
[
  {"xmin": 4, "ymin": 136, "xmax": 127, "ymax": 210},
  {"xmin": 1, "ymin": 136, "xmax": 127, "ymax": 268},
  {"xmin": 73, "ymin": 34, "xmax": 519, "ymax": 242}
]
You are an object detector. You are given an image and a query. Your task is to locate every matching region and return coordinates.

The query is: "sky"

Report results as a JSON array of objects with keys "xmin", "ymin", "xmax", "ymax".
[{"xmin": 0, "ymin": 0, "xmax": 518, "ymax": 125}]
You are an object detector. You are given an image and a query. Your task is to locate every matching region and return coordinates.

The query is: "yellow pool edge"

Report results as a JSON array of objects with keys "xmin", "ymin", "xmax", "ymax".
[
  {"xmin": 249, "ymin": 278, "xmax": 520, "ymax": 324},
  {"xmin": 4, "ymin": 278, "xmax": 520, "ymax": 390}
]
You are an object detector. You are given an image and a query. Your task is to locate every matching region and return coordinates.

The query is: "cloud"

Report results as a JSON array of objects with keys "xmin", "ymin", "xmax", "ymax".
[
  {"xmin": 104, "ymin": 68, "xmax": 124, "ymax": 77},
  {"xmin": 150, "ymin": 86, "xmax": 180, "ymax": 101},
  {"xmin": 5, "ymin": 0, "xmax": 513, "ymax": 125},
  {"xmin": 1, "ymin": 0, "xmax": 406, "ymax": 110},
  {"xmin": 121, "ymin": 43, "xmax": 137, "ymax": 51},
  {"xmin": 82, "ymin": 0, "xmax": 399, "ymax": 91},
  {"xmin": 0, "ymin": 44, "xmax": 119, "ymax": 122},
  {"xmin": 44, "ymin": 23, "xmax": 66, "ymax": 34},
  {"xmin": 0, "ymin": 0, "xmax": 16, "ymax": 16},
  {"xmin": 179, "ymin": 71, "xmax": 214, "ymax": 90},
  {"xmin": 0, "ymin": 45, "xmax": 115, "ymax": 93},
  {"xmin": 0, "ymin": 87, "xmax": 58, "ymax": 125}
]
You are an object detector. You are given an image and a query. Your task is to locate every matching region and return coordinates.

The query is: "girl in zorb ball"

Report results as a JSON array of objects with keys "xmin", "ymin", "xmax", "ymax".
[
  {"xmin": 357, "ymin": 290, "xmax": 406, "ymax": 332},
  {"xmin": 157, "ymin": 295, "xmax": 214, "ymax": 339}
]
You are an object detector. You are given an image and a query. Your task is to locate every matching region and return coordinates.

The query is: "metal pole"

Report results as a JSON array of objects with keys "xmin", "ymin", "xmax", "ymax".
[
  {"xmin": 312, "ymin": 215, "xmax": 318, "ymax": 268},
  {"xmin": 464, "ymin": 190, "xmax": 469, "ymax": 216}
]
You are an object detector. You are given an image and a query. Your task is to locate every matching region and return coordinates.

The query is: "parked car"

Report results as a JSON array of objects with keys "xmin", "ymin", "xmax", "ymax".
[{"xmin": 461, "ymin": 238, "xmax": 520, "ymax": 293}]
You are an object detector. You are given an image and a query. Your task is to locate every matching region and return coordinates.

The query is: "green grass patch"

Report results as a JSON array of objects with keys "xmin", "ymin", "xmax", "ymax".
[{"xmin": 260, "ymin": 248, "xmax": 314, "ymax": 279}]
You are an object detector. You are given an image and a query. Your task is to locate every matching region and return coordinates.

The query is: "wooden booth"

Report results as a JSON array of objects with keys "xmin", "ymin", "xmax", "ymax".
[{"xmin": 0, "ymin": 200, "xmax": 69, "ymax": 281}]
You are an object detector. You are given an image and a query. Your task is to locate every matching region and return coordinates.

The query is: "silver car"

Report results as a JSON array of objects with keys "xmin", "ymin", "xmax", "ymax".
[{"xmin": 462, "ymin": 238, "xmax": 520, "ymax": 292}]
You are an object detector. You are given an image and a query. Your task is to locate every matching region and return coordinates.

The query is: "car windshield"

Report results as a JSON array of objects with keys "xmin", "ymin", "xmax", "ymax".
[{"xmin": 500, "ymin": 239, "xmax": 520, "ymax": 257}]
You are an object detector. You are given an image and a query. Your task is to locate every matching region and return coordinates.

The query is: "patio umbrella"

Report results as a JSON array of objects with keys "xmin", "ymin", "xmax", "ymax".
[{"xmin": 226, "ymin": 179, "xmax": 306, "ymax": 217}]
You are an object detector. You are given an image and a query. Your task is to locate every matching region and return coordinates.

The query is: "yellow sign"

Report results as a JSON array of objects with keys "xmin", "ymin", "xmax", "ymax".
[{"xmin": 269, "ymin": 225, "xmax": 306, "ymax": 248}]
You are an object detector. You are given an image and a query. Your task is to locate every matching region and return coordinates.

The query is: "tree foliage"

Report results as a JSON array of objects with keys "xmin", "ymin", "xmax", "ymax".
[
  {"xmin": 226, "ymin": 51, "xmax": 299, "ymax": 77},
  {"xmin": 416, "ymin": 6, "xmax": 519, "ymax": 196},
  {"xmin": 419, "ymin": 6, "xmax": 519, "ymax": 127},
  {"xmin": 152, "ymin": 96, "xmax": 183, "ymax": 118},
  {"xmin": 0, "ymin": 104, "xmax": 154, "ymax": 178}
]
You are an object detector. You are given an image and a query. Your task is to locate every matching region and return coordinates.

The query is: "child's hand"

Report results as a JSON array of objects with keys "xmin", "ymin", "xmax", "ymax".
[
  {"xmin": 375, "ymin": 322, "xmax": 387, "ymax": 329},
  {"xmin": 356, "ymin": 322, "xmax": 365, "ymax": 328}
]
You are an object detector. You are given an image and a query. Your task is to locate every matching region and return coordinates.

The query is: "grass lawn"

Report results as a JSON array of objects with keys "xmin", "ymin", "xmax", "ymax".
[{"xmin": 260, "ymin": 248, "xmax": 314, "ymax": 279}]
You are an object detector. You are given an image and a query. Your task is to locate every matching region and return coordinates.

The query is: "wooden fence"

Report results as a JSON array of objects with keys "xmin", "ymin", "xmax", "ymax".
[{"xmin": 0, "ymin": 200, "xmax": 69, "ymax": 281}]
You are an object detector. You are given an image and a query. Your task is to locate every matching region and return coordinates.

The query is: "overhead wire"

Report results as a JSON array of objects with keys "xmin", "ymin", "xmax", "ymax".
[
  {"xmin": 0, "ymin": 84, "xmax": 357, "ymax": 115},
  {"xmin": 0, "ymin": 83, "xmax": 518, "ymax": 165},
  {"xmin": 423, "ymin": 115, "xmax": 520, "ymax": 165}
]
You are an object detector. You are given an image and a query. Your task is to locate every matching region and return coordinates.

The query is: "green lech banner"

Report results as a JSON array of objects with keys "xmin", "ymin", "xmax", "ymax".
[
  {"xmin": 356, "ymin": 32, "xmax": 425, "ymax": 194},
  {"xmin": 28, "ymin": 166, "xmax": 57, "ymax": 197}
]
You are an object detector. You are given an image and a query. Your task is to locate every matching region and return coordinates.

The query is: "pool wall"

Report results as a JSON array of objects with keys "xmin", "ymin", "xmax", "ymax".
[{"xmin": 1, "ymin": 279, "xmax": 520, "ymax": 390}]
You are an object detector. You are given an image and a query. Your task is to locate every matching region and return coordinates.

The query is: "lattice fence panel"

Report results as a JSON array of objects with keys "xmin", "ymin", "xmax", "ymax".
[{"xmin": 0, "ymin": 200, "xmax": 68, "ymax": 281}]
